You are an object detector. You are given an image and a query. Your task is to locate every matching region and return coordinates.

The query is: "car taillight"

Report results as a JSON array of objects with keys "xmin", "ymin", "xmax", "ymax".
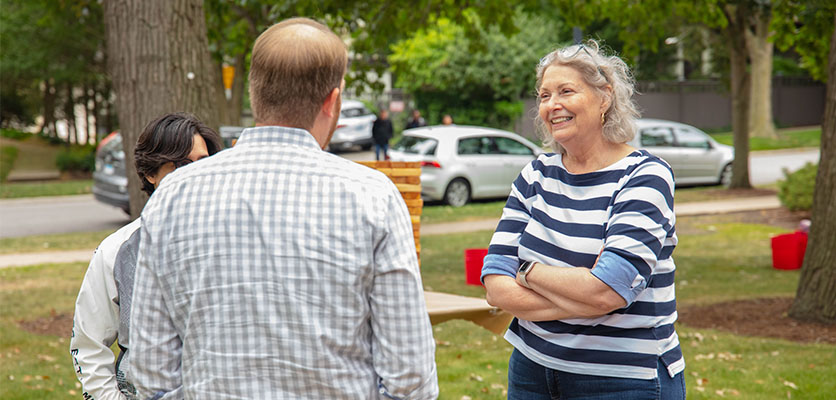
[
  {"xmin": 97, "ymin": 131, "xmax": 119, "ymax": 152},
  {"xmin": 421, "ymin": 161, "xmax": 442, "ymax": 168},
  {"xmin": 336, "ymin": 124, "xmax": 347, "ymax": 129}
]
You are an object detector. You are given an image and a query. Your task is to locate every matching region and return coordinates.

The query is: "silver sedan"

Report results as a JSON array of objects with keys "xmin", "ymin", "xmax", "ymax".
[
  {"xmin": 388, "ymin": 125, "xmax": 543, "ymax": 207},
  {"xmin": 631, "ymin": 119, "xmax": 734, "ymax": 186}
]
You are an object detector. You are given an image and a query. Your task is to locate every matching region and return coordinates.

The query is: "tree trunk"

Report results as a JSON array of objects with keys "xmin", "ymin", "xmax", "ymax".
[
  {"xmin": 83, "ymin": 83, "xmax": 93, "ymax": 145},
  {"xmin": 104, "ymin": 81, "xmax": 115, "ymax": 135},
  {"xmin": 746, "ymin": 8, "xmax": 777, "ymax": 139},
  {"xmin": 41, "ymin": 80, "xmax": 56, "ymax": 136},
  {"xmin": 91, "ymin": 84, "xmax": 101, "ymax": 144},
  {"xmin": 789, "ymin": 14, "xmax": 836, "ymax": 324},
  {"xmin": 104, "ymin": 0, "xmax": 220, "ymax": 218},
  {"xmin": 724, "ymin": 4, "xmax": 752, "ymax": 189},
  {"xmin": 64, "ymin": 83, "xmax": 77, "ymax": 145}
]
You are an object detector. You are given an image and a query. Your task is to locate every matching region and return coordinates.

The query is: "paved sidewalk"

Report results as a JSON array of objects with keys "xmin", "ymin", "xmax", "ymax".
[{"xmin": 0, "ymin": 195, "xmax": 781, "ymax": 269}]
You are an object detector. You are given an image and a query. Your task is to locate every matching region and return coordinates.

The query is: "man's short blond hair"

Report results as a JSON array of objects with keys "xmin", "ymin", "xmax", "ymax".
[{"xmin": 248, "ymin": 18, "xmax": 347, "ymax": 129}]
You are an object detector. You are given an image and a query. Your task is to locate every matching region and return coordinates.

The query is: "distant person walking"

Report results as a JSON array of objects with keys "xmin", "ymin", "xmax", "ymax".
[
  {"xmin": 127, "ymin": 17, "xmax": 438, "ymax": 399},
  {"xmin": 372, "ymin": 109, "xmax": 394, "ymax": 160},
  {"xmin": 70, "ymin": 113, "xmax": 222, "ymax": 399},
  {"xmin": 406, "ymin": 109, "xmax": 426, "ymax": 129}
]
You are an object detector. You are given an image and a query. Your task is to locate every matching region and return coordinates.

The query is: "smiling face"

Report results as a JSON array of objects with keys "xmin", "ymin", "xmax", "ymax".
[{"xmin": 538, "ymin": 65, "xmax": 609, "ymax": 150}]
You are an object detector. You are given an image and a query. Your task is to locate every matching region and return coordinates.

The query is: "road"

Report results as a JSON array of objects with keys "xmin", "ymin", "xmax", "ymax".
[
  {"xmin": 0, "ymin": 149, "xmax": 817, "ymax": 238},
  {"xmin": 748, "ymin": 148, "xmax": 819, "ymax": 186},
  {"xmin": 0, "ymin": 195, "xmax": 129, "ymax": 238}
]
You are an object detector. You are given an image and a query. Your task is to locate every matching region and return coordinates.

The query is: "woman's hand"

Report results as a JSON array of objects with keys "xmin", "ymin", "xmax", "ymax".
[
  {"xmin": 484, "ymin": 274, "xmax": 577, "ymax": 321},
  {"xmin": 523, "ymin": 262, "xmax": 627, "ymax": 317}
]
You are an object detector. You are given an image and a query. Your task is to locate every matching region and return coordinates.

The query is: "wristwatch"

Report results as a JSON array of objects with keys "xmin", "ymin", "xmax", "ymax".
[{"xmin": 517, "ymin": 260, "xmax": 537, "ymax": 288}]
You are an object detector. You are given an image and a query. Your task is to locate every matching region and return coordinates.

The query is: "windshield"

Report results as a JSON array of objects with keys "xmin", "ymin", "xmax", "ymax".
[{"xmin": 392, "ymin": 136, "xmax": 437, "ymax": 155}]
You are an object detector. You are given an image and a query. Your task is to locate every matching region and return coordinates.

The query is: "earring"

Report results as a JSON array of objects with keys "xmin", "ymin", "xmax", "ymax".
[{"xmin": 601, "ymin": 112, "xmax": 606, "ymax": 125}]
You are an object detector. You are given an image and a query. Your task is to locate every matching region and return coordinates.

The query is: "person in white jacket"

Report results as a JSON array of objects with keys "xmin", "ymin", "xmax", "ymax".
[{"xmin": 70, "ymin": 113, "xmax": 222, "ymax": 399}]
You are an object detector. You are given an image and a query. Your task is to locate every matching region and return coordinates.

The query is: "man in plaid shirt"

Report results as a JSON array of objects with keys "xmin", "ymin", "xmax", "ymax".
[{"xmin": 127, "ymin": 17, "xmax": 438, "ymax": 399}]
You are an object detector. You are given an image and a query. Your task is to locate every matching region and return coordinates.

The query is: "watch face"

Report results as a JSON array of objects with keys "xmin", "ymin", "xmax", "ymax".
[{"xmin": 519, "ymin": 261, "xmax": 533, "ymax": 274}]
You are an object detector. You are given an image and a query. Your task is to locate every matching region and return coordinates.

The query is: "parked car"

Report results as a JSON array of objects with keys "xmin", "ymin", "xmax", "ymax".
[
  {"xmin": 631, "ymin": 119, "xmax": 734, "ymax": 187},
  {"xmin": 388, "ymin": 125, "xmax": 544, "ymax": 207},
  {"xmin": 93, "ymin": 126, "xmax": 245, "ymax": 213},
  {"xmin": 327, "ymin": 99, "xmax": 375, "ymax": 152},
  {"xmin": 93, "ymin": 131, "xmax": 129, "ymax": 213}
]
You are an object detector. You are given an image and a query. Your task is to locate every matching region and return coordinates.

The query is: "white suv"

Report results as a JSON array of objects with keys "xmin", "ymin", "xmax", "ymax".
[{"xmin": 328, "ymin": 100, "xmax": 375, "ymax": 152}]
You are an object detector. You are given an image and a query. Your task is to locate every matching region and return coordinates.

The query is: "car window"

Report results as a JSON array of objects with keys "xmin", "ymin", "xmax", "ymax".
[
  {"xmin": 640, "ymin": 127, "xmax": 675, "ymax": 147},
  {"xmin": 340, "ymin": 107, "xmax": 372, "ymax": 118},
  {"xmin": 392, "ymin": 136, "xmax": 437, "ymax": 155},
  {"xmin": 457, "ymin": 137, "xmax": 484, "ymax": 155},
  {"xmin": 675, "ymin": 127, "xmax": 711, "ymax": 149},
  {"xmin": 494, "ymin": 137, "xmax": 534, "ymax": 156}
]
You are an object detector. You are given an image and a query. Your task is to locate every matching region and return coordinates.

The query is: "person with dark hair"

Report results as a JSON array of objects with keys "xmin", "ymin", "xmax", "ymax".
[
  {"xmin": 406, "ymin": 109, "xmax": 426, "ymax": 129},
  {"xmin": 127, "ymin": 17, "xmax": 437, "ymax": 399},
  {"xmin": 441, "ymin": 114, "xmax": 454, "ymax": 125},
  {"xmin": 372, "ymin": 109, "xmax": 393, "ymax": 160},
  {"xmin": 70, "ymin": 113, "xmax": 221, "ymax": 400}
]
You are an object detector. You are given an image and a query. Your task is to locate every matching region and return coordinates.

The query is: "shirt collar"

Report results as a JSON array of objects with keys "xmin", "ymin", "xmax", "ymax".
[{"xmin": 234, "ymin": 126, "xmax": 322, "ymax": 150}]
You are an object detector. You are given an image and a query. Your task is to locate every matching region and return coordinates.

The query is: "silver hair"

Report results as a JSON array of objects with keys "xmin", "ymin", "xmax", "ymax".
[{"xmin": 534, "ymin": 39, "xmax": 640, "ymax": 153}]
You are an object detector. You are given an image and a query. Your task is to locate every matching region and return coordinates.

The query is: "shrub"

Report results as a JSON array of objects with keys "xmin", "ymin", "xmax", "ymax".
[
  {"xmin": 55, "ymin": 146, "xmax": 95, "ymax": 173},
  {"xmin": 1, "ymin": 145, "xmax": 20, "ymax": 182},
  {"xmin": 778, "ymin": 162, "xmax": 817, "ymax": 211},
  {"xmin": 0, "ymin": 128, "xmax": 30, "ymax": 140}
]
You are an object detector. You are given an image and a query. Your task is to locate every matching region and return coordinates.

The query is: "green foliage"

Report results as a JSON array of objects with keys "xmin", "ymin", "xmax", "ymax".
[
  {"xmin": 772, "ymin": 0, "xmax": 836, "ymax": 82},
  {"xmin": 0, "ymin": 128, "xmax": 30, "ymax": 141},
  {"xmin": 55, "ymin": 146, "xmax": 95, "ymax": 173},
  {"xmin": 390, "ymin": 11, "xmax": 566, "ymax": 129},
  {"xmin": 1, "ymin": 146, "xmax": 20, "ymax": 182},
  {"xmin": 0, "ymin": 0, "xmax": 109, "ymax": 129},
  {"xmin": 778, "ymin": 162, "xmax": 817, "ymax": 211}
]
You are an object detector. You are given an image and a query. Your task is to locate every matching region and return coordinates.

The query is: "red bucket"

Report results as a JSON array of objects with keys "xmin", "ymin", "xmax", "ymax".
[
  {"xmin": 771, "ymin": 232, "xmax": 808, "ymax": 270},
  {"xmin": 464, "ymin": 248, "xmax": 489, "ymax": 286}
]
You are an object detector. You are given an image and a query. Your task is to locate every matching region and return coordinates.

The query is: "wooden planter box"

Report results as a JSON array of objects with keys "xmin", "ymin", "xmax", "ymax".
[{"xmin": 356, "ymin": 161, "xmax": 422, "ymax": 265}]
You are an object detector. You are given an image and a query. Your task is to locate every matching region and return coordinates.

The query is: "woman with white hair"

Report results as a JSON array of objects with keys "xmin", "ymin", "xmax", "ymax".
[{"xmin": 482, "ymin": 40, "xmax": 685, "ymax": 399}]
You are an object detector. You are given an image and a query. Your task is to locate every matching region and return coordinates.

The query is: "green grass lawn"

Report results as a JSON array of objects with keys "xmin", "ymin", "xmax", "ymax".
[
  {"xmin": 711, "ymin": 127, "xmax": 821, "ymax": 151},
  {"xmin": 1, "ymin": 215, "xmax": 833, "ymax": 398},
  {"xmin": 0, "ymin": 136, "xmax": 62, "ymax": 173},
  {"xmin": 0, "ymin": 230, "xmax": 113, "ymax": 255},
  {"xmin": 0, "ymin": 179, "xmax": 93, "ymax": 199}
]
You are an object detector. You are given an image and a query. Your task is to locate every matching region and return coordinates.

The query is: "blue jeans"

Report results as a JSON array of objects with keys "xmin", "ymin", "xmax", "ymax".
[
  {"xmin": 507, "ymin": 349, "xmax": 685, "ymax": 400},
  {"xmin": 375, "ymin": 143, "xmax": 389, "ymax": 160}
]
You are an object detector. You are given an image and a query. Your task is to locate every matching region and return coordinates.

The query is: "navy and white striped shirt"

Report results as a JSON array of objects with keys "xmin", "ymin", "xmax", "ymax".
[{"xmin": 482, "ymin": 150, "xmax": 684, "ymax": 380}]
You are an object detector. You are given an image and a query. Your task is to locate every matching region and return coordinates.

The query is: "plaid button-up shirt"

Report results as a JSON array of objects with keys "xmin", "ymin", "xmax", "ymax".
[{"xmin": 127, "ymin": 126, "xmax": 438, "ymax": 399}]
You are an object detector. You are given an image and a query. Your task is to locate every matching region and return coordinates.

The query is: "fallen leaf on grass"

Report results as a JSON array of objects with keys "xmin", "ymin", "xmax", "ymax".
[
  {"xmin": 38, "ymin": 354, "xmax": 56, "ymax": 362},
  {"xmin": 68, "ymin": 390, "xmax": 77, "ymax": 396},
  {"xmin": 460, "ymin": 396, "xmax": 472, "ymax": 400},
  {"xmin": 469, "ymin": 373, "xmax": 483, "ymax": 382},
  {"xmin": 696, "ymin": 378, "xmax": 709, "ymax": 386},
  {"xmin": 490, "ymin": 383, "xmax": 505, "ymax": 390},
  {"xmin": 783, "ymin": 380, "xmax": 798, "ymax": 390},
  {"xmin": 695, "ymin": 387, "xmax": 705, "ymax": 392}
]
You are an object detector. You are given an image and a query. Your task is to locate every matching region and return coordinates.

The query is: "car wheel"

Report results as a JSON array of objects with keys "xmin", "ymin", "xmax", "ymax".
[
  {"xmin": 719, "ymin": 163, "xmax": 733, "ymax": 187},
  {"xmin": 444, "ymin": 178, "xmax": 471, "ymax": 207}
]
